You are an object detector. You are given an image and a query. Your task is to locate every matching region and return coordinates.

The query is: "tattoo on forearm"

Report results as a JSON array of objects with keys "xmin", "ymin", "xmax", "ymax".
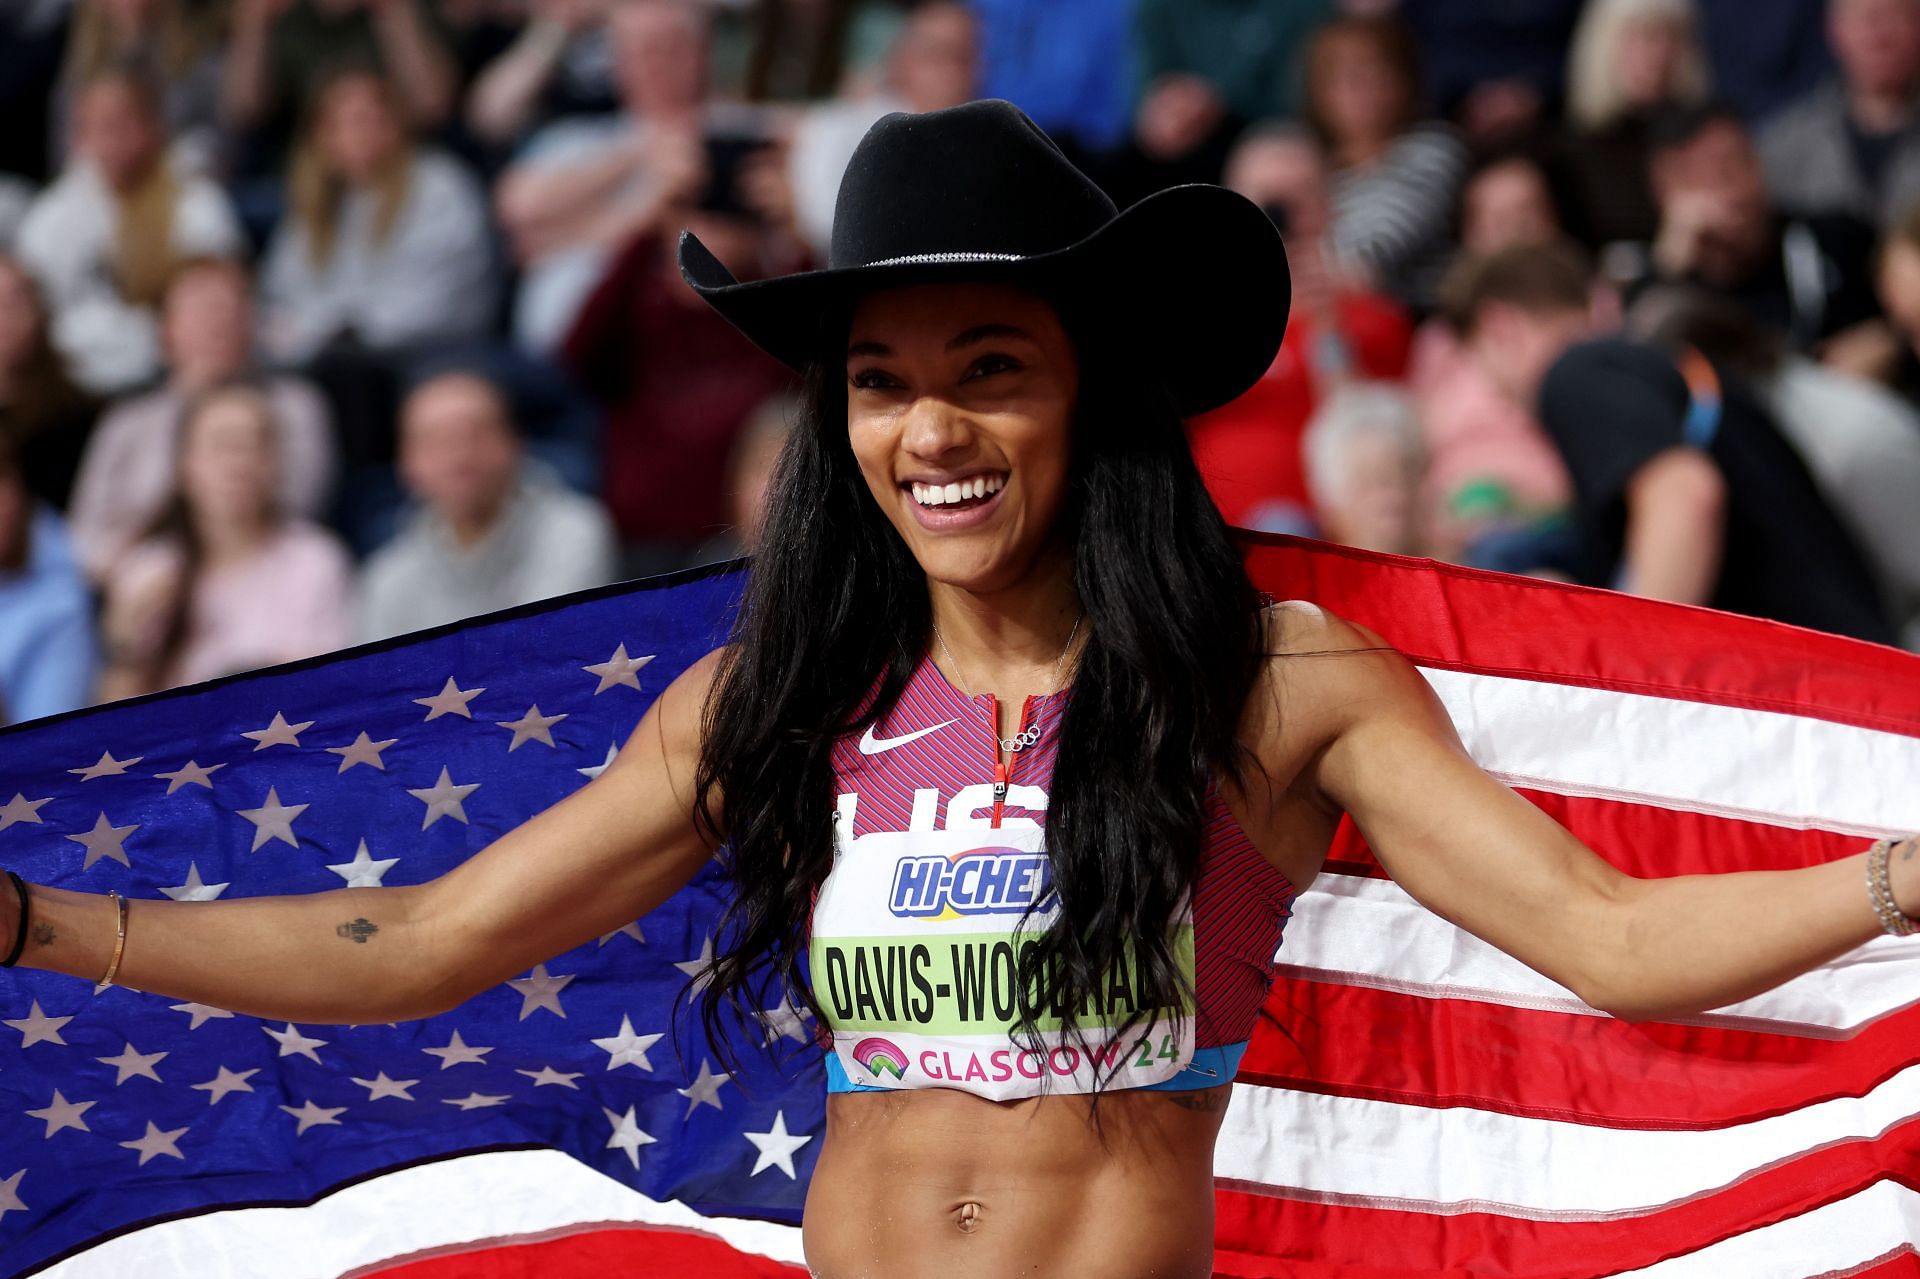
[
  {"xmin": 1900, "ymin": 837, "xmax": 1917, "ymax": 862},
  {"xmin": 1165, "ymin": 1086, "xmax": 1230, "ymax": 1114},
  {"xmin": 29, "ymin": 920, "xmax": 55, "ymax": 948},
  {"xmin": 335, "ymin": 918, "xmax": 379, "ymax": 944}
]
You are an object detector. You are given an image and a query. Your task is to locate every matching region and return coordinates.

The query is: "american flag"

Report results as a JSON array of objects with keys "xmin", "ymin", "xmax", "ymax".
[{"xmin": 2, "ymin": 537, "xmax": 1919, "ymax": 1278}]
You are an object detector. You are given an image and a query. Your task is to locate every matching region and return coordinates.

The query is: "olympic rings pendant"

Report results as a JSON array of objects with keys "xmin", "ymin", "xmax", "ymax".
[{"xmin": 1000, "ymin": 725, "xmax": 1043, "ymax": 753}]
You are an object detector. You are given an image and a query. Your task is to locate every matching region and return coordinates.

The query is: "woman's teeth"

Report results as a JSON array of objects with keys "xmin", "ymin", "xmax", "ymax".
[{"xmin": 911, "ymin": 474, "xmax": 1004, "ymax": 507}]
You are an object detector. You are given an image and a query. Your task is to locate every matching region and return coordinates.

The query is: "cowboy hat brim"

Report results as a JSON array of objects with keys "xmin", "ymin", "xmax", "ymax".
[{"xmin": 678, "ymin": 183, "xmax": 1291, "ymax": 420}]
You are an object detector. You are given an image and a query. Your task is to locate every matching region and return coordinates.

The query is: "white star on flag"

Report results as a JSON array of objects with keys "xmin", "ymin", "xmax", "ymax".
[
  {"xmin": 160, "ymin": 862, "xmax": 229, "ymax": 901},
  {"xmin": 577, "ymin": 743, "xmax": 619, "ymax": 780},
  {"xmin": 120, "ymin": 1121, "xmax": 188, "ymax": 1166},
  {"xmin": 677, "ymin": 1058, "xmax": 730, "ymax": 1116},
  {"xmin": 236, "ymin": 788, "xmax": 309, "ymax": 851},
  {"xmin": 280, "ymin": 1100, "xmax": 346, "ymax": 1135},
  {"xmin": 413, "ymin": 677, "xmax": 484, "ymax": 721},
  {"xmin": 673, "ymin": 935, "xmax": 718, "ymax": 995},
  {"xmin": 442, "ymin": 1092, "xmax": 510, "ymax": 1110},
  {"xmin": 757, "ymin": 999, "xmax": 813, "ymax": 1045},
  {"xmin": 97, "ymin": 1040, "xmax": 167, "ymax": 1084},
  {"xmin": 152, "ymin": 760, "xmax": 223, "ymax": 794},
  {"xmin": 590, "ymin": 1015, "xmax": 664, "ymax": 1072},
  {"xmin": 66, "ymin": 812, "xmax": 137, "ymax": 869},
  {"xmin": 603, "ymin": 1105, "xmax": 656, "ymax": 1169},
  {"xmin": 0, "ymin": 1170, "xmax": 23, "ymax": 1224},
  {"xmin": 350, "ymin": 1072, "xmax": 419, "ymax": 1101},
  {"xmin": 0, "ymin": 793, "xmax": 51, "ymax": 831},
  {"xmin": 241, "ymin": 712, "xmax": 314, "ymax": 750},
  {"xmin": 69, "ymin": 750, "xmax": 141, "ymax": 781},
  {"xmin": 408, "ymin": 767, "xmax": 479, "ymax": 828},
  {"xmin": 262, "ymin": 1023, "xmax": 327, "ymax": 1063},
  {"xmin": 423, "ymin": 1028, "xmax": 493, "ymax": 1069},
  {"xmin": 191, "ymin": 1066, "xmax": 258, "ymax": 1105},
  {"xmin": 505, "ymin": 964, "xmax": 575, "ymax": 1019},
  {"xmin": 743, "ymin": 1110, "xmax": 813, "ymax": 1179},
  {"xmin": 325, "ymin": 732, "xmax": 398, "ymax": 773},
  {"xmin": 168, "ymin": 1001, "xmax": 234, "ymax": 1030},
  {"xmin": 496, "ymin": 704, "xmax": 567, "ymax": 751},
  {"xmin": 24, "ymin": 1090, "xmax": 93, "ymax": 1138},
  {"xmin": 582, "ymin": 644, "xmax": 654, "ymax": 694},
  {"xmin": 326, "ymin": 840, "xmax": 399, "ymax": 887},
  {"xmin": 598, "ymin": 920, "xmax": 645, "ymax": 946},
  {"xmin": 4, "ymin": 1000, "xmax": 72, "ymax": 1047},
  {"xmin": 515, "ymin": 1065, "xmax": 583, "ymax": 1089}
]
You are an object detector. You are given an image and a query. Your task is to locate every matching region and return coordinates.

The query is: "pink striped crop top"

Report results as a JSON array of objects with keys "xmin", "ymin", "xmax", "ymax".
[{"xmin": 809, "ymin": 655, "xmax": 1296, "ymax": 1099}]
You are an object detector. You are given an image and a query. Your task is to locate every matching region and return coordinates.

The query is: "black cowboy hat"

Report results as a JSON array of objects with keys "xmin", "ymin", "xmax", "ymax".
[{"xmin": 678, "ymin": 99, "xmax": 1292, "ymax": 419}]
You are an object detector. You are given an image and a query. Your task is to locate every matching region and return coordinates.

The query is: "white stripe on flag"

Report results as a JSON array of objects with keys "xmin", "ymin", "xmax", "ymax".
[
  {"xmin": 40, "ymin": 1149, "xmax": 807, "ymax": 1279},
  {"xmin": 1284, "ymin": 873, "xmax": 1919, "ymax": 1032},
  {"xmin": 1423, "ymin": 669, "xmax": 1920, "ymax": 836},
  {"xmin": 1609, "ymin": 1180, "xmax": 1920, "ymax": 1278},
  {"xmin": 1215, "ymin": 1062, "xmax": 1920, "ymax": 1217}
]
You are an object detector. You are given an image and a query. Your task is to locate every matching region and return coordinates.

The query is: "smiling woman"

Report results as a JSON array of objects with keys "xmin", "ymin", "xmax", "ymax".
[{"xmin": 4, "ymin": 100, "xmax": 1919, "ymax": 1279}]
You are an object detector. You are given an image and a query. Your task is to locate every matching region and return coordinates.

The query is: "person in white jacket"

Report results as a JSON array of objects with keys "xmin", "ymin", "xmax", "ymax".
[{"xmin": 15, "ymin": 67, "xmax": 243, "ymax": 395}]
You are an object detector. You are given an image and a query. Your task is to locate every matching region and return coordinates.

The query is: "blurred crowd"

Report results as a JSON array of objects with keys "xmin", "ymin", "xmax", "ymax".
[{"xmin": 3, "ymin": 0, "xmax": 1920, "ymax": 726}]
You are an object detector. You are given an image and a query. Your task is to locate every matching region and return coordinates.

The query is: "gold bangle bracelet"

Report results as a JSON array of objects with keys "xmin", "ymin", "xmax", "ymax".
[{"xmin": 97, "ymin": 891, "xmax": 128, "ymax": 989}]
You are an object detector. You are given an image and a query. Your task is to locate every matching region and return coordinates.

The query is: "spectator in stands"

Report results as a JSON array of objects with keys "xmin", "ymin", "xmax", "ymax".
[
  {"xmin": 562, "ymin": 172, "xmax": 794, "ymax": 573},
  {"xmin": 1639, "ymin": 103, "xmax": 1882, "ymax": 354},
  {"xmin": 1454, "ymin": 243, "xmax": 1896, "ymax": 641},
  {"xmin": 98, "ymin": 382, "xmax": 352, "ymax": 698},
  {"xmin": 1302, "ymin": 15, "xmax": 1468, "ymax": 308},
  {"xmin": 1562, "ymin": 0, "xmax": 1712, "ymax": 251},
  {"xmin": 0, "ymin": 254, "xmax": 97, "ymax": 512},
  {"xmin": 223, "ymin": 0, "xmax": 457, "ymax": 178},
  {"xmin": 16, "ymin": 67, "xmax": 243, "ymax": 395},
  {"xmin": 1394, "ymin": 0, "xmax": 1584, "ymax": 143},
  {"xmin": 465, "ymin": 0, "xmax": 618, "ymax": 152},
  {"xmin": 1187, "ymin": 123, "xmax": 1411, "ymax": 535},
  {"xmin": 1120, "ymin": 0, "xmax": 1333, "ymax": 197},
  {"xmin": 1692, "ymin": 0, "xmax": 1830, "ymax": 122},
  {"xmin": 55, "ymin": 0, "xmax": 226, "ymax": 174},
  {"xmin": 0, "ymin": 430, "xmax": 98, "ymax": 725},
  {"xmin": 496, "ymin": 0, "xmax": 768, "ymax": 351},
  {"xmin": 1459, "ymin": 148, "xmax": 1567, "ymax": 256},
  {"xmin": 1413, "ymin": 242, "xmax": 1582, "ymax": 568},
  {"xmin": 1874, "ymin": 203, "xmax": 1920, "ymax": 394},
  {"xmin": 67, "ymin": 257, "xmax": 335, "ymax": 584},
  {"xmin": 1759, "ymin": 0, "xmax": 1920, "ymax": 230},
  {"xmin": 356, "ymin": 369, "xmax": 616, "ymax": 641},
  {"xmin": 1302, "ymin": 384, "xmax": 1427, "ymax": 555},
  {"xmin": 972, "ymin": 0, "xmax": 1129, "ymax": 155},
  {"xmin": 1628, "ymin": 285, "xmax": 1920, "ymax": 649},
  {"xmin": 259, "ymin": 68, "xmax": 494, "ymax": 366},
  {"xmin": 788, "ymin": 2, "xmax": 979, "ymax": 261}
]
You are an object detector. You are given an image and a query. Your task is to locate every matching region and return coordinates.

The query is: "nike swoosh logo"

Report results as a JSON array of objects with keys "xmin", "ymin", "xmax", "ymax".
[{"xmin": 858, "ymin": 718, "xmax": 958, "ymax": 755}]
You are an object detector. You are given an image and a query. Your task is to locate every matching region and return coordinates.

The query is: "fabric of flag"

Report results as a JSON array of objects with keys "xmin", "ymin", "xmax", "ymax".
[{"xmin": 1, "ymin": 535, "xmax": 1918, "ymax": 1278}]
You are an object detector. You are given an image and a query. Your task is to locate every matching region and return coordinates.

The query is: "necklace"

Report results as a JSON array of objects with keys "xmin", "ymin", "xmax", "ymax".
[{"xmin": 931, "ymin": 613, "xmax": 1084, "ymax": 753}]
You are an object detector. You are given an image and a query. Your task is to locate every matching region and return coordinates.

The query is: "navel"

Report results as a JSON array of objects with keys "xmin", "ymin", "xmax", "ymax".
[{"xmin": 955, "ymin": 1199, "xmax": 983, "ymax": 1233}]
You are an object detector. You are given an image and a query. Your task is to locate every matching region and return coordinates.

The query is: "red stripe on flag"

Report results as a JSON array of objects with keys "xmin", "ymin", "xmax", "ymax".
[
  {"xmin": 1241, "ymin": 535, "xmax": 1920, "ymax": 738},
  {"xmin": 357, "ymin": 1223, "xmax": 807, "ymax": 1279},
  {"xmin": 1241, "ymin": 977, "xmax": 1920, "ymax": 1128},
  {"xmin": 1211, "ymin": 1117, "xmax": 1920, "ymax": 1278}
]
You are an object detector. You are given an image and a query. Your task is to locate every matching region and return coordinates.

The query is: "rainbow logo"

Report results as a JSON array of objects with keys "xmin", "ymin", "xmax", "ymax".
[{"xmin": 850, "ymin": 1037, "xmax": 910, "ymax": 1080}]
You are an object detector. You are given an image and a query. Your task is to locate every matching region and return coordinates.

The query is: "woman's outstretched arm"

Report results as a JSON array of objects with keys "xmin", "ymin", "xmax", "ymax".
[
  {"xmin": 1277, "ymin": 612, "xmax": 1916, "ymax": 1022},
  {"xmin": 1, "ymin": 650, "xmax": 724, "ymax": 1026}
]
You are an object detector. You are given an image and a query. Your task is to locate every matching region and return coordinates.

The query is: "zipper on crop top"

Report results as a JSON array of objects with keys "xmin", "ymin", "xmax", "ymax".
[{"xmin": 984, "ymin": 694, "xmax": 1036, "ymax": 829}]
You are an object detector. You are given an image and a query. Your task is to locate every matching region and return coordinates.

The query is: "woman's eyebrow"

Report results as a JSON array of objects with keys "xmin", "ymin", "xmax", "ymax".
[
  {"xmin": 946, "ymin": 323, "xmax": 1033, "ymax": 351},
  {"xmin": 846, "ymin": 340, "xmax": 892, "ymax": 360}
]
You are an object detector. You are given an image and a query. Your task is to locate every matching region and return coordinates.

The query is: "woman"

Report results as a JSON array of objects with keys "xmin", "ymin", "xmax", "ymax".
[
  {"xmin": 1302, "ymin": 15, "xmax": 1468, "ymax": 309},
  {"xmin": 4, "ymin": 102, "xmax": 1917, "ymax": 1278},
  {"xmin": 13, "ymin": 66, "xmax": 244, "ymax": 395},
  {"xmin": 0, "ymin": 430, "xmax": 98, "ymax": 725},
  {"xmin": 0, "ymin": 255, "xmax": 97, "ymax": 511},
  {"xmin": 97, "ymin": 381, "xmax": 351, "ymax": 698},
  {"xmin": 55, "ymin": 0, "xmax": 226, "ymax": 173},
  {"xmin": 1562, "ymin": 0, "xmax": 1713, "ymax": 250},
  {"xmin": 259, "ymin": 68, "xmax": 495, "ymax": 365}
]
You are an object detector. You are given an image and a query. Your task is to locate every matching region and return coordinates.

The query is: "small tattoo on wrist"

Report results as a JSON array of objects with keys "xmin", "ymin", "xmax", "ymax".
[
  {"xmin": 335, "ymin": 918, "xmax": 378, "ymax": 944},
  {"xmin": 29, "ymin": 920, "xmax": 55, "ymax": 947}
]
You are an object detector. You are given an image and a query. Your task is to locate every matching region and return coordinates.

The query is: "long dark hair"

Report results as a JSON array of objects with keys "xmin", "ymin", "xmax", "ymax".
[{"xmin": 692, "ymin": 308, "xmax": 1268, "ymax": 1082}]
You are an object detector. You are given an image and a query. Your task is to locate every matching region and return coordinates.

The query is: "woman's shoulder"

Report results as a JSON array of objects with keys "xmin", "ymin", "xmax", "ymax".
[{"xmin": 1246, "ymin": 599, "xmax": 1425, "ymax": 751}]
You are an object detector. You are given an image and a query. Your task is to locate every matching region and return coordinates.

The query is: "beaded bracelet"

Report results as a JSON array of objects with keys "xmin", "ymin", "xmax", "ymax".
[
  {"xmin": 1, "ymin": 871, "xmax": 27, "ymax": 968},
  {"xmin": 1867, "ymin": 838, "xmax": 1919, "ymax": 938}
]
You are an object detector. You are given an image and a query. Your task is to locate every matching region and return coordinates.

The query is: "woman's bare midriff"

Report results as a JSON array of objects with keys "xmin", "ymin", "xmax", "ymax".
[{"xmin": 802, "ymin": 1082, "xmax": 1231, "ymax": 1279}]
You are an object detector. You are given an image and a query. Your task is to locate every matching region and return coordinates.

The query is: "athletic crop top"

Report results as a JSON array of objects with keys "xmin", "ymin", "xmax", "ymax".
[{"xmin": 809, "ymin": 655, "xmax": 1296, "ymax": 1100}]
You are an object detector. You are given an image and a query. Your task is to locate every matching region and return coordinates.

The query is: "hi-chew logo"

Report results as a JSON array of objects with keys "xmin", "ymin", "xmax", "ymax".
[
  {"xmin": 851, "ymin": 1036, "xmax": 910, "ymax": 1079},
  {"xmin": 888, "ymin": 846, "xmax": 1053, "ymax": 918}
]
